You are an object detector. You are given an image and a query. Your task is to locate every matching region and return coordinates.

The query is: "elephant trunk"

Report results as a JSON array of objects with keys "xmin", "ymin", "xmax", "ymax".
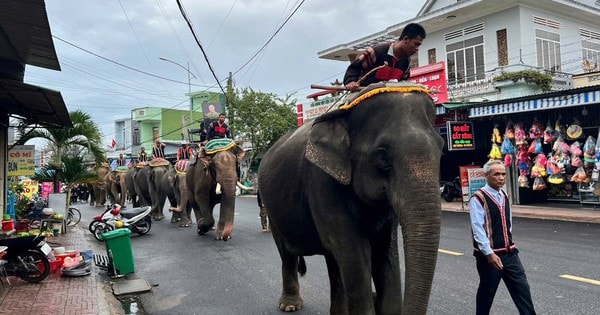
[{"xmin": 393, "ymin": 177, "xmax": 441, "ymax": 314}]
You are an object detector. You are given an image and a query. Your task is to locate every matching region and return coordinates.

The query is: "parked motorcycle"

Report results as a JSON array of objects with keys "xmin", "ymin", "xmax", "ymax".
[
  {"xmin": 0, "ymin": 235, "xmax": 52, "ymax": 283},
  {"xmin": 88, "ymin": 204, "xmax": 121, "ymax": 234},
  {"xmin": 441, "ymin": 177, "xmax": 463, "ymax": 202},
  {"xmin": 92, "ymin": 206, "xmax": 152, "ymax": 241}
]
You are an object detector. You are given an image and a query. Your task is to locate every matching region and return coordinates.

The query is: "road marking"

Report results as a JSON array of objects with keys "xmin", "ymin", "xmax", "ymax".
[
  {"xmin": 560, "ymin": 275, "xmax": 600, "ymax": 286},
  {"xmin": 438, "ymin": 248, "xmax": 463, "ymax": 256}
]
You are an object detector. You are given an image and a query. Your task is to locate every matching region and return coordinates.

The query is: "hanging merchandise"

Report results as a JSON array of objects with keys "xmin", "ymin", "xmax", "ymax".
[
  {"xmin": 501, "ymin": 137, "xmax": 515, "ymax": 155},
  {"xmin": 531, "ymin": 154, "xmax": 547, "ymax": 178},
  {"xmin": 514, "ymin": 123, "xmax": 527, "ymax": 146},
  {"xmin": 553, "ymin": 135, "xmax": 570, "ymax": 155},
  {"xmin": 582, "ymin": 135, "xmax": 597, "ymax": 165},
  {"xmin": 543, "ymin": 120, "xmax": 557, "ymax": 144},
  {"xmin": 492, "ymin": 125, "xmax": 502, "ymax": 144},
  {"xmin": 505, "ymin": 122, "xmax": 515, "ymax": 140},
  {"xmin": 555, "ymin": 116, "xmax": 567, "ymax": 140},
  {"xmin": 528, "ymin": 139, "xmax": 543, "ymax": 154},
  {"xmin": 504, "ymin": 154, "xmax": 512, "ymax": 167},
  {"xmin": 488, "ymin": 143, "xmax": 503, "ymax": 160},
  {"xmin": 548, "ymin": 174, "xmax": 565, "ymax": 185},
  {"xmin": 570, "ymin": 141, "xmax": 583, "ymax": 168},
  {"xmin": 518, "ymin": 171, "xmax": 530, "ymax": 188},
  {"xmin": 516, "ymin": 146, "xmax": 530, "ymax": 174},
  {"xmin": 571, "ymin": 166, "xmax": 589, "ymax": 183},
  {"xmin": 566, "ymin": 118, "xmax": 583, "ymax": 140},
  {"xmin": 529, "ymin": 119, "xmax": 544, "ymax": 140},
  {"xmin": 532, "ymin": 177, "xmax": 547, "ymax": 191}
]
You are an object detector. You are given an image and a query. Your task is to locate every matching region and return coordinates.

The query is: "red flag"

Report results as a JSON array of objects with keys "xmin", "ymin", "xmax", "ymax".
[{"xmin": 111, "ymin": 139, "xmax": 116, "ymax": 148}]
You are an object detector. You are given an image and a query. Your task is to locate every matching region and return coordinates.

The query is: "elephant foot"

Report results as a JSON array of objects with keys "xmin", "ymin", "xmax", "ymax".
[
  {"xmin": 215, "ymin": 233, "xmax": 231, "ymax": 241},
  {"xmin": 179, "ymin": 220, "xmax": 192, "ymax": 228},
  {"xmin": 170, "ymin": 217, "xmax": 180, "ymax": 223},
  {"xmin": 261, "ymin": 228, "xmax": 270, "ymax": 233},
  {"xmin": 197, "ymin": 224, "xmax": 212, "ymax": 235},
  {"xmin": 279, "ymin": 295, "xmax": 303, "ymax": 312},
  {"xmin": 153, "ymin": 214, "xmax": 165, "ymax": 221}
]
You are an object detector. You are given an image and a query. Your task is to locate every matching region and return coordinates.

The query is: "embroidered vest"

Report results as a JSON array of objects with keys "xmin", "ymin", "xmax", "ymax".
[{"xmin": 472, "ymin": 189, "xmax": 514, "ymax": 251}]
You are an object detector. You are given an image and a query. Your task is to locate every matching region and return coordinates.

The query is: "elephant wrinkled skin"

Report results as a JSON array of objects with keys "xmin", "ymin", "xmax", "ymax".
[
  {"xmin": 105, "ymin": 170, "xmax": 127, "ymax": 208},
  {"xmin": 258, "ymin": 84, "xmax": 444, "ymax": 315}
]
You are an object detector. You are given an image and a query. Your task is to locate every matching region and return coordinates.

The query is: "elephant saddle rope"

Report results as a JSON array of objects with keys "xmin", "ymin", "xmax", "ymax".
[
  {"xmin": 204, "ymin": 138, "xmax": 236, "ymax": 155},
  {"xmin": 175, "ymin": 160, "xmax": 189, "ymax": 174},
  {"xmin": 116, "ymin": 166, "xmax": 129, "ymax": 173},
  {"xmin": 149, "ymin": 157, "xmax": 170, "ymax": 167},
  {"xmin": 339, "ymin": 82, "xmax": 430, "ymax": 110}
]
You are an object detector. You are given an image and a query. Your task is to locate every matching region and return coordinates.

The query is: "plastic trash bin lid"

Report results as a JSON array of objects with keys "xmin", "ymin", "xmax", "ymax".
[{"xmin": 98, "ymin": 228, "xmax": 131, "ymax": 240}]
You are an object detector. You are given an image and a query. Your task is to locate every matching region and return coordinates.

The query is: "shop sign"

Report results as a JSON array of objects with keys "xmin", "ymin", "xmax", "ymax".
[
  {"xmin": 408, "ymin": 61, "xmax": 448, "ymax": 104},
  {"xmin": 18, "ymin": 179, "xmax": 39, "ymax": 199},
  {"xmin": 447, "ymin": 121, "xmax": 475, "ymax": 151},
  {"xmin": 467, "ymin": 168, "xmax": 486, "ymax": 202},
  {"xmin": 8, "ymin": 145, "xmax": 35, "ymax": 176},
  {"xmin": 460, "ymin": 165, "xmax": 480, "ymax": 202}
]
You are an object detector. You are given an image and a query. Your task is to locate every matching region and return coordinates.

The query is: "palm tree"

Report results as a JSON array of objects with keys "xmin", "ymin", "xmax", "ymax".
[
  {"xmin": 18, "ymin": 110, "xmax": 105, "ymax": 165},
  {"xmin": 17, "ymin": 110, "xmax": 106, "ymax": 192},
  {"xmin": 33, "ymin": 154, "xmax": 102, "ymax": 208}
]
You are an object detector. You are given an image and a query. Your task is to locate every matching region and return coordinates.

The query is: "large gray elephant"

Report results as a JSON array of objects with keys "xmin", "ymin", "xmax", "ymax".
[
  {"xmin": 89, "ymin": 162, "xmax": 109, "ymax": 207},
  {"xmin": 186, "ymin": 143, "xmax": 247, "ymax": 240},
  {"xmin": 257, "ymin": 83, "xmax": 444, "ymax": 314},
  {"xmin": 164, "ymin": 161, "xmax": 196, "ymax": 227},
  {"xmin": 104, "ymin": 169, "xmax": 127, "ymax": 208},
  {"xmin": 125, "ymin": 167, "xmax": 142, "ymax": 207},
  {"xmin": 137, "ymin": 161, "xmax": 171, "ymax": 220}
]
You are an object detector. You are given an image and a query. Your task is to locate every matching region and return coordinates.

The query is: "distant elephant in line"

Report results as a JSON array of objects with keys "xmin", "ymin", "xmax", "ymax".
[
  {"xmin": 136, "ymin": 161, "xmax": 171, "ymax": 220},
  {"xmin": 89, "ymin": 162, "xmax": 109, "ymax": 207},
  {"xmin": 125, "ymin": 167, "xmax": 142, "ymax": 208},
  {"xmin": 104, "ymin": 170, "xmax": 127, "ymax": 208},
  {"xmin": 186, "ymin": 142, "xmax": 250, "ymax": 240},
  {"xmin": 258, "ymin": 83, "xmax": 444, "ymax": 314},
  {"xmin": 162, "ymin": 166, "xmax": 193, "ymax": 226}
]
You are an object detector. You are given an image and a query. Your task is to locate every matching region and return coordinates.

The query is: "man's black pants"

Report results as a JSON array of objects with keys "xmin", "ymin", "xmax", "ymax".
[{"xmin": 474, "ymin": 250, "xmax": 536, "ymax": 315}]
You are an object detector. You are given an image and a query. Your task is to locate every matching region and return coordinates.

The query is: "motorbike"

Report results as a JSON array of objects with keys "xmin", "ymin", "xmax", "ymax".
[
  {"xmin": 0, "ymin": 234, "xmax": 52, "ymax": 283},
  {"xmin": 92, "ymin": 205, "xmax": 152, "ymax": 241},
  {"xmin": 88, "ymin": 204, "xmax": 121, "ymax": 234},
  {"xmin": 441, "ymin": 176, "xmax": 463, "ymax": 202}
]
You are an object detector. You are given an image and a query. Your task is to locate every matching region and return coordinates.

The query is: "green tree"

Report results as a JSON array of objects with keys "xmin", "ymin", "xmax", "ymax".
[
  {"xmin": 227, "ymin": 87, "xmax": 297, "ymax": 178},
  {"xmin": 32, "ymin": 154, "xmax": 102, "ymax": 207}
]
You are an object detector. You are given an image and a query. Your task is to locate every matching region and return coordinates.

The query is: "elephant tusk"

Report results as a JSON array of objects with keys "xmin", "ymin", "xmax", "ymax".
[
  {"xmin": 215, "ymin": 183, "xmax": 222, "ymax": 195},
  {"xmin": 236, "ymin": 181, "xmax": 253, "ymax": 191}
]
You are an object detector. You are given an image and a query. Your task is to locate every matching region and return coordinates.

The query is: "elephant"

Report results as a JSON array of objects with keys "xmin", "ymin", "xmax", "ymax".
[
  {"xmin": 164, "ymin": 161, "xmax": 196, "ymax": 227},
  {"xmin": 125, "ymin": 167, "xmax": 141, "ymax": 208},
  {"xmin": 89, "ymin": 162, "xmax": 109, "ymax": 207},
  {"xmin": 186, "ymin": 142, "xmax": 249, "ymax": 240},
  {"xmin": 104, "ymin": 169, "xmax": 128, "ymax": 208},
  {"xmin": 137, "ymin": 160, "xmax": 171, "ymax": 220},
  {"xmin": 257, "ymin": 83, "xmax": 444, "ymax": 314}
]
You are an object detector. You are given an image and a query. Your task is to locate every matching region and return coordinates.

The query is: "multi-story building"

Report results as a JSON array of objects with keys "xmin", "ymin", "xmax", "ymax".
[{"xmin": 312, "ymin": 0, "xmax": 600, "ymax": 206}]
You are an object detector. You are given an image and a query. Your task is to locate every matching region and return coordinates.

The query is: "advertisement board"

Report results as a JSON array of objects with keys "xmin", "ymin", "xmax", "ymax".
[
  {"xmin": 408, "ymin": 61, "xmax": 448, "ymax": 104},
  {"xmin": 459, "ymin": 165, "xmax": 481, "ymax": 202},
  {"xmin": 8, "ymin": 145, "xmax": 35, "ymax": 176},
  {"xmin": 467, "ymin": 168, "xmax": 487, "ymax": 201},
  {"xmin": 447, "ymin": 121, "xmax": 475, "ymax": 151}
]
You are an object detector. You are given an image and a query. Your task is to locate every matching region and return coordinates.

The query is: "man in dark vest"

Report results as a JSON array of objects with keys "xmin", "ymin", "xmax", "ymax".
[{"xmin": 469, "ymin": 160, "xmax": 536, "ymax": 315}]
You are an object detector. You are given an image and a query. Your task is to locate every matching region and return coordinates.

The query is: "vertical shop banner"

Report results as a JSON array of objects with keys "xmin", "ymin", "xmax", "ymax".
[
  {"xmin": 41, "ymin": 182, "xmax": 55, "ymax": 200},
  {"xmin": 8, "ymin": 145, "xmax": 35, "ymax": 176},
  {"xmin": 460, "ymin": 165, "xmax": 481, "ymax": 202},
  {"xmin": 447, "ymin": 121, "xmax": 475, "ymax": 151},
  {"xmin": 467, "ymin": 168, "xmax": 487, "ymax": 201}
]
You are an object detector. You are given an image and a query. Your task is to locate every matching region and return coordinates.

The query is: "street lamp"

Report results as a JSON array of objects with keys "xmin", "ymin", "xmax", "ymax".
[{"xmin": 159, "ymin": 57, "xmax": 197, "ymax": 141}]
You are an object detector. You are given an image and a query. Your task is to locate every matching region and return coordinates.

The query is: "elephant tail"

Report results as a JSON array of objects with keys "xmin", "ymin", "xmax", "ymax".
[{"xmin": 298, "ymin": 256, "xmax": 306, "ymax": 277}]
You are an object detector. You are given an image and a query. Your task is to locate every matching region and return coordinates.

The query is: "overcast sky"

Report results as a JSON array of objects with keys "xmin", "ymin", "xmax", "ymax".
[{"xmin": 25, "ymin": 0, "xmax": 423, "ymax": 145}]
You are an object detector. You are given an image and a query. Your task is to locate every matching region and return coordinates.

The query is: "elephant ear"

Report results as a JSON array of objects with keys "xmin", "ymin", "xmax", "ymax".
[{"xmin": 305, "ymin": 112, "xmax": 351, "ymax": 185}]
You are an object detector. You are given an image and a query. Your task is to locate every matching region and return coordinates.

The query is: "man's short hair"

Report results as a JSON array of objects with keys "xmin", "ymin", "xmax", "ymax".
[
  {"xmin": 399, "ymin": 23, "xmax": 426, "ymax": 40},
  {"xmin": 483, "ymin": 160, "xmax": 504, "ymax": 175},
  {"xmin": 219, "ymin": 113, "xmax": 226, "ymax": 117}
]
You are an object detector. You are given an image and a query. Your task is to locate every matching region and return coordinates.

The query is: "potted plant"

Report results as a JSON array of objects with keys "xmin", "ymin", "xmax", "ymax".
[{"xmin": 493, "ymin": 70, "xmax": 553, "ymax": 92}]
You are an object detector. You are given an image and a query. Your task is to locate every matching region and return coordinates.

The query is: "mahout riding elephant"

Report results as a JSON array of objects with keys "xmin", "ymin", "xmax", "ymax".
[
  {"xmin": 104, "ymin": 169, "xmax": 128, "ymax": 208},
  {"xmin": 137, "ymin": 160, "xmax": 171, "ymax": 220},
  {"xmin": 186, "ymin": 140, "xmax": 249, "ymax": 240},
  {"xmin": 257, "ymin": 83, "xmax": 444, "ymax": 314},
  {"xmin": 89, "ymin": 162, "xmax": 109, "ymax": 207},
  {"xmin": 164, "ymin": 161, "xmax": 196, "ymax": 227}
]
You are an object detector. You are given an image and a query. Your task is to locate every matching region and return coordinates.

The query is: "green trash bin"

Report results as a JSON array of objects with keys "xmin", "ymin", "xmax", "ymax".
[{"xmin": 99, "ymin": 228, "xmax": 134, "ymax": 275}]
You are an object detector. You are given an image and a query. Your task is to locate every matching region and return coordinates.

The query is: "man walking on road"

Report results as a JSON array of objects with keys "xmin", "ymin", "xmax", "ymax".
[{"xmin": 469, "ymin": 160, "xmax": 536, "ymax": 315}]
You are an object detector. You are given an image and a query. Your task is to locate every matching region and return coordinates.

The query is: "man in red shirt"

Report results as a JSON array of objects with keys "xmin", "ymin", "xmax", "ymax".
[{"xmin": 207, "ymin": 113, "xmax": 232, "ymax": 140}]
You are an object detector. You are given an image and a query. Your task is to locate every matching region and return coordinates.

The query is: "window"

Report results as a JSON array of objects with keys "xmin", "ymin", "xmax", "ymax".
[
  {"xmin": 580, "ymin": 29, "xmax": 600, "ymax": 69},
  {"xmin": 535, "ymin": 29, "xmax": 561, "ymax": 72},
  {"xmin": 497, "ymin": 29, "xmax": 508, "ymax": 67},
  {"xmin": 133, "ymin": 128, "xmax": 140, "ymax": 146},
  {"xmin": 428, "ymin": 48, "xmax": 436, "ymax": 64},
  {"xmin": 446, "ymin": 35, "xmax": 485, "ymax": 85}
]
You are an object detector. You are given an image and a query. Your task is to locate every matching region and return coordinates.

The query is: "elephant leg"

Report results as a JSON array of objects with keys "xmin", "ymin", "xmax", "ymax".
[
  {"xmin": 325, "ymin": 254, "xmax": 348, "ymax": 314},
  {"xmin": 197, "ymin": 203, "xmax": 215, "ymax": 235},
  {"xmin": 260, "ymin": 206, "xmax": 270, "ymax": 232},
  {"xmin": 274, "ymin": 231, "xmax": 304, "ymax": 312},
  {"xmin": 171, "ymin": 210, "xmax": 181, "ymax": 223}
]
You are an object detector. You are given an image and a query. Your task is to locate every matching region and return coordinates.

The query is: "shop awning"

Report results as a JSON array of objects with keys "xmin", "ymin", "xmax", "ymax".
[
  {"xmin": 467, "ymin": 86, "xmax": 600, "ymax": 118},
  {"xmin": 0, "ymin": 78, "xmax": 72, "ymax": 128}
]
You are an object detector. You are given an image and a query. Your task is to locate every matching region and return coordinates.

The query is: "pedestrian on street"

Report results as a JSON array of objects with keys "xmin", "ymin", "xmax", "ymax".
[{"xmin": 469, "ymin": 160, "xmax": 536, "ymax": 315}]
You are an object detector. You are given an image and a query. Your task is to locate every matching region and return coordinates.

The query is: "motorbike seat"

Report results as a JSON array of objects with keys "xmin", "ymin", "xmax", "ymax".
[{"xmin": 120, "ymin": 206, "xmax": 150, "ymax": 219}]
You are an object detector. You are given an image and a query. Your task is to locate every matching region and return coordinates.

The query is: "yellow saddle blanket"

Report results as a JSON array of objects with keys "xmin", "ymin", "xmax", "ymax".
[{"xmin": 340, "ymin": 82, "xmax": 430, "ymax": 110}]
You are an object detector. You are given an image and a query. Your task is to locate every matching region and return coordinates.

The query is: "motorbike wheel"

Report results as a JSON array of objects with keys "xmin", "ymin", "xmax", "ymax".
[
  {"xmin": 93, "ymin": 223, "xmax": 114, "ymax": 241},
  {"xmin": 135, "ymin": 219, "xmax": 152, "ymax": 235},
  {"xmin": 88, "ymin": 219, "xmax": 103, "ymax": 234},
  {"xmin": 442, "ymin": 191, "xmax": 454, "ymax": 202},
  {"xmin": 13, "ymin": 249, "xmax": 50, "ymax": 283}
]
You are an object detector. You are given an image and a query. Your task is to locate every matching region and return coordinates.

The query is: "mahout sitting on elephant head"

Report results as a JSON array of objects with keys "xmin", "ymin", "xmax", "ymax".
[{"xmin": 258, "ymin": 82, "xmax": 444, "ymax": 314}]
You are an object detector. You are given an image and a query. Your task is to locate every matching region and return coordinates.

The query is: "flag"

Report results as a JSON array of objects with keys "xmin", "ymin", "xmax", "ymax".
[{"xmin": 111, "ymin": 139, "xmax": 116, "ymax": 148}]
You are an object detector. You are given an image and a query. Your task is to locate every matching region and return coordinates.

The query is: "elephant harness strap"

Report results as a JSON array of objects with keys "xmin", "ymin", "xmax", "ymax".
[
  {"xmin": 339, "ymin": 82, "xmax": 430, "ymax": 110},
  {"xmin": 175, "ymin": 160, "xmax": 189, "ymax": 175}
]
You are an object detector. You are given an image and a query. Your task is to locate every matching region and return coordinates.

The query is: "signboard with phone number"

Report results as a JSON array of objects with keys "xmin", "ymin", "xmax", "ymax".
[{"xmin": 447, "ymin": 121, "xmax": 475, "ymax": 151}]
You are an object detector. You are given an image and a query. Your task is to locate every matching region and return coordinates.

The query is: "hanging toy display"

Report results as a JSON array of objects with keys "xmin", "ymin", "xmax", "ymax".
[
  {"xmin": 529, "ymin": 118, "xmax": 544, "ymax": 140},
  {"xmin": 555, "ymin": 116, "xmax": 567, "ymax": 140},
  {"xmin": 505, "ymin": 122, "xmax": 515, "ymax": 140},
  {"xmin": 582, "ymin": 135, "xmax": 597, "ymax": 169},
  {"xmin": 570, "ymin": 141, "xmax": 583, "ymax": 168},
  {"xmin": 492, "ymin": 124, "xmax": 503, "ymax": 144},
  {"xmin": 543, "ymin": 120, "xmax": 557, "ymax": 144},
  {"xmin": 488, "ymin": 143, "xmax": 503, "ymax": 160},
  {"xmin": 514, "ymin": 123, "xmax": 527, "ymax": 146}
]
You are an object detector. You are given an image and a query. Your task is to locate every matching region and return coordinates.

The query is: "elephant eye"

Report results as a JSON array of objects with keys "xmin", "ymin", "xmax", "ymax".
[{"xmin": 374, "ymin": 147, "xmax": 392, "ymax": 171}]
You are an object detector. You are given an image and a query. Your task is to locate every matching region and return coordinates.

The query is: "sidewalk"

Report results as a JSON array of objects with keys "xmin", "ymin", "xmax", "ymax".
[
  {"xmin": 0, "ymin": 200, "xmax": 597, "ymax": 315},
  {"xmin": 0, "ymin": 224, "xmax": 124, "ymax": 315},
  {"xmin": 441, "ymin": 199, "xmax": 600, "ymax": 224}
]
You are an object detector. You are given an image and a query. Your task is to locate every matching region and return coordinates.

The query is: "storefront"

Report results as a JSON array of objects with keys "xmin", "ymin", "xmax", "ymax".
[{"xmin": 442, "ymin": 85, "xmax": 600, "ymax": 207}]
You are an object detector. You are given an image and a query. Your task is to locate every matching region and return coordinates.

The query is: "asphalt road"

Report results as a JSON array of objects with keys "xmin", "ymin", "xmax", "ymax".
[{"xmin": 78, "ymin": 196, "xmax": 600, "ymax": 314}]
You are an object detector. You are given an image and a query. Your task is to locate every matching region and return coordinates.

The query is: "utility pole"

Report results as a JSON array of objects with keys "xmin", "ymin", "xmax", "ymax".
[{"xmin": 159, "ymin": 57, "xmax": 197, "ymax": 142}]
